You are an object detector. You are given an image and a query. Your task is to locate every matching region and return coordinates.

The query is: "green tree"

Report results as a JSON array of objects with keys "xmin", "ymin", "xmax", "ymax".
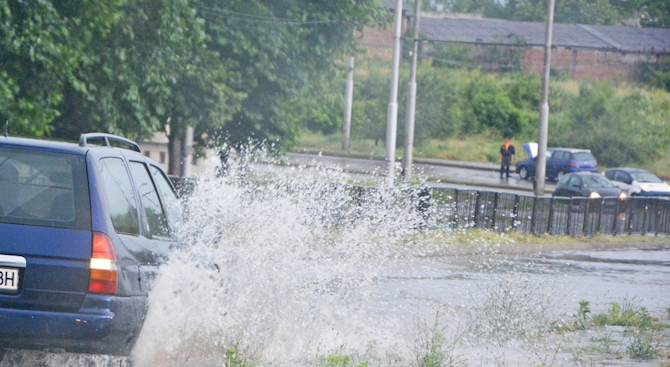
[
  {"xmin": 49, "ymin": 0, "xmax": 234, "ymax": 174},
  {"xmin": 197, "ymin": 0, "xmax": 385, "ymax": 150},
  {"xmin": 638, "ymin": 0, "xmax": 670, "ymax": 28},
  {"xmin": 0, "ymin": 0, "xmax": 124, "ymax": 135}
]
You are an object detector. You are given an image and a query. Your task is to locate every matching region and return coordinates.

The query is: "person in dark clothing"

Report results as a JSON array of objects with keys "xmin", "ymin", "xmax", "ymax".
[{"xmin": 500, "ymin": 137, "xmax": 515, "ymax": 178}]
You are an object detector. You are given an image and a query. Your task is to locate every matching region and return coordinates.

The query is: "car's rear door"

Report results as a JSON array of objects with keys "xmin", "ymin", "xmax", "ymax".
[
  {"xmin": 126, "ymin": 160, "xmax": 172, "ymax": 293},
  {"xmin": 551, "ymin": 152, "xmax": 568, "ymax": 174},
  {"xmin": 612, "ymin": 170, "xmax": 632, "ymax": 193},
  {"xmin": 0, "ymin": 147, "xmax": 92, "ymax": 312},
  {"xmin": 545, "ymin": 150, "xmax": 558, "ymax": 178},
  {"xmin": 566, "ymin": 175, "xmax": 583, "ymax": 197}
]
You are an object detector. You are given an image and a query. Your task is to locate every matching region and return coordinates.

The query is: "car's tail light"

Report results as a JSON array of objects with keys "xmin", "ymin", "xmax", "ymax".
[
  {"xmin": 89, "ymin": 232, "xmax": 118, "ymax": 294},
  {"xmin": 568, "ymin": 161, "xmax": 580, "ymax": 167}
]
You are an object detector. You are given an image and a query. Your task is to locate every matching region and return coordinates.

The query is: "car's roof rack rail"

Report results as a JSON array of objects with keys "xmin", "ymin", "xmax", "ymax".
[{"xmin": 79, "ymin": 133, "xmax": 142, "ymax": 153}]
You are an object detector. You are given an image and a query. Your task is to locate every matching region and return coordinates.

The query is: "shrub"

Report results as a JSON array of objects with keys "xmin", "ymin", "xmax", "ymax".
[
  {"xmin": 548, "ymin": 83, "xmax": 664, "ymax": 167},
  {"xmin": 637, "ymin": 59, "xmax": 670, "ymax": 92},
  {"xmin": 591, "ymin": 300, "xmax": 653, "ymax": 328}
]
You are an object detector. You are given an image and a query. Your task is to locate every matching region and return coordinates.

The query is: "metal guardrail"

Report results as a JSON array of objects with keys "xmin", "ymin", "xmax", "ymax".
[
  {"xmin": 185, "ymin": 176, "xmax": 670, "ymax": 237},
  {"xmin": 355, "ymin": 186, "xmax": 670, "ymax": 237}
]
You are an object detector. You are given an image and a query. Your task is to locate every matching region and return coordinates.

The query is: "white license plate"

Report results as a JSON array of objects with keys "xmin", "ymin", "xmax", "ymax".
[{"xmin": 0, "ymin": 267, "xmax": 19, "ymax": 292}]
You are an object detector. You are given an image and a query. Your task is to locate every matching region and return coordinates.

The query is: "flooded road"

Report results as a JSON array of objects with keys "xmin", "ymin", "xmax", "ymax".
[
  {"xmin": 373, "ymin": 247, "xmax": 670, "ymax": 318},
  {"xmin": 3, "ymin": 246, "xmax": 668, "ymax": 367},
  {"xmin": 2, "ymin": 159, "xmax": 668, "ymax": 367}
]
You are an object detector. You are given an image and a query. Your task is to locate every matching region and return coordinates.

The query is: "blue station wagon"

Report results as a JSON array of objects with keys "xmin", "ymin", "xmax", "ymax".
[
  {"xmin": 516, "ymin": 148, "xmax": 598, "ymax": 181},
  {"xmin": 0, "ymin": 134, "xmax": 181, "ymax": 357}
]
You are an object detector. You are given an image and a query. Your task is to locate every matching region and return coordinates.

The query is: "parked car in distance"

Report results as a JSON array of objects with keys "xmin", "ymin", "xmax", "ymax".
[
  {"xmin": 517, "ymin": 148, "xmax": 598, "ymax": 181},
  {"xmin": 553, "ymin": 172, "xmax": 625, "ymax": 199},
  {"xmin": 603, "ymin": 168, "xmax": 670, "ymax": 197},
  {"xmin": 0, "ymin": 133, "xmax": 181, "ymax": 357}
]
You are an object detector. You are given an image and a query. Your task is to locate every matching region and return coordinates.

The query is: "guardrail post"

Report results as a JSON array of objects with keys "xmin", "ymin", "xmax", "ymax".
[
  {"xmin": 654, "ymin": 199, "xmax": 662, "ymax": 237},
  {"xmin": 566, "ymin": 198, "xmax": 573, "ymax": 236},
  {"xmin": 491, "ymin": 192, "xmax": 499, "ymax": 231},
  {"xmin": 664, "ymin": 201, "xmax": 670, "ymax": 236},
  {"xmin": 451, "ymin": 189, "xmax": 459, "ymax": 228},
  {"xmin": 641, "ymin": 198, "xmax": 648, "ymax": 235},
  {"xmin": 530, "ymin": 196, "xmax": 538, "ymax": 235},
  {"xmin": 626, "ymin": 200, "xmax": 634, "ymax": 236},
  {"xmin": 596, "ymin": 199, "xmax": 604, "ymax": 234},
  {"xmin": 512, "ymin": 195, "xmax": 520, "ymax": 231},
  {"xmin": 473, "ymin": 191, "xmax": 482, "ymax": 228},
  {"xmin": 547, "ymin": 197, "xmax": 555, "ymax": 235},
  {"xmin": 583, "ymin": 199, "xmax": 590, "ymax": 237},
  {"xmin": 613, "ymin": 198, "xmax": 620, "ymax": 236}
]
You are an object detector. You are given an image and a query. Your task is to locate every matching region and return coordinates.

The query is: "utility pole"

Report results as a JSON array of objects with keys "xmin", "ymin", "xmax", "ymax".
[
  {"xmin": 181, "ymin": 125, "xmax": 194, "ymax": 178},
  {"xmin": 385, "ymin": 0, "xmax": 404, "ymax": 187},
  {"xmin": 342, "ymin": 56, "xmax": 355, "ymax": 151},
  {"xmin": 534, "ymin": 0, "xmax": 556, "ymax": 197},
  {"xmin": 403, "ymin": 0, "xmax": 421, "ymax": 181}
]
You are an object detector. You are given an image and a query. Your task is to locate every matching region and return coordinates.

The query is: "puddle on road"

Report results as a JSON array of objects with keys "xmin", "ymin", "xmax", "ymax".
[{"xmin": 4, "ymin": 156, "xmax": 669, "ymax": 366}]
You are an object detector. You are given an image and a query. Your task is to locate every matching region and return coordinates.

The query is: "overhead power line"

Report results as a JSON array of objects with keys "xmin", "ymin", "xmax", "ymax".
[{"xmin": 195, "ymin": 6, "xmax": 347, "ymax": 25}]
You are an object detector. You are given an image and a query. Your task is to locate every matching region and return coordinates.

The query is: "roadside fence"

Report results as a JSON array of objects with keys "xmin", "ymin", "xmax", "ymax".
[
  {"xmin": 353, "ymin": 186, "xmax": 670, "ymax": 237},
  {"xmin": 179, "ymin": 175, "xmax": 670, "ymax": 237}
]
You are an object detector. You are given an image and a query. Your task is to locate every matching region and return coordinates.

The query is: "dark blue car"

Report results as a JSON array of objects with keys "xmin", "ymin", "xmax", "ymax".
[
  {"xmin": 0, "ymin": 134, "xmax": 181, "ymax": 357},
  {"xmin": 516, "ymin": 148, "xmax": 598, "ymax": 181}
]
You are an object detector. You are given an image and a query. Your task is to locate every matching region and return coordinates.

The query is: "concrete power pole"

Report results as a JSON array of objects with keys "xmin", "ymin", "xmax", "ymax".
[
  {"xmin": 385, "ymin": 0, "xmax": 404, "ymax": 187},
  {"xmin": 534, "ymin": 0, "xmax": 556, "ymax": 197},
  {"xmin": 342, "ymin": 56, "xmax": 355, "ymax": 151},
  {"xmin": 403, "ymin": 0, "xmax": 421, "ymax": 181},
  {"xmin": 181, "ymin": 126, "xmax": 194, "ymax": 178}
]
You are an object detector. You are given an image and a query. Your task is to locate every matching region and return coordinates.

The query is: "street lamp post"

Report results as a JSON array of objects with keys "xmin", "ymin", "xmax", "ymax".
[
  {"xmin": 535, "ymin": 0, "xmax": 556, "ymax": 196},
  {"xmin": 342, "ymin": 56, "xmax": 355, "ymax": 151},
  {"xmin": 385, "ymin": 0, "xmax": 404, "ymax": 187},
  {"xmin": 403, "ymin": 0, "xmax": 421, "ymax": 181}
]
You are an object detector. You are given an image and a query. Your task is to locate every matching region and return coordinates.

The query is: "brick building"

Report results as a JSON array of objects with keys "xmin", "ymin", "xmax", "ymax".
[
  {"xmin": 360, "ymin": 0, "xmax": 412, "ymax": 59},
  {"xmin": 360, "ymin": 0, "xmax": 670, "ymax": 80},
  {"xmin": 418, "ymin": 17, "xmax": 670, "ymax": 81}
]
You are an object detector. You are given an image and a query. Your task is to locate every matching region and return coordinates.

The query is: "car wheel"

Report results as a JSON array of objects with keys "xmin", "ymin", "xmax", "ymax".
[
  {"xmin": 519, "ymin": 166, "xmax": 529, "ymax": 180},
  {"xmin": 556, "ymin": 170, "xmax": 565, "ymax": 182}
]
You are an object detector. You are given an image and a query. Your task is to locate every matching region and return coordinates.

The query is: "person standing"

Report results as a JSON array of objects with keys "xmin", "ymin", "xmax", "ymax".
[{"xmin": 500, "ymin": 137, "xmax": 515, "ymax": 179}]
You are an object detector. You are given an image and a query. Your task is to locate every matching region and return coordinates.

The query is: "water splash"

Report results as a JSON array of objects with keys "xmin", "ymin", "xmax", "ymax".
[{"xmin": 132, "ymin": 153, "xmax": 444, "ymax": 366}]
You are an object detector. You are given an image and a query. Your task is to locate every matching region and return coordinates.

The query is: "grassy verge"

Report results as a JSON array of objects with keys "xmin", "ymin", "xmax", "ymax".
[
  {"xmin": 296, "ymin": 131, "xmax": 532, "ymax": 164},
  {"xmin": 427, "ymin": 228, "xmax": 670, "ymax": 247}
]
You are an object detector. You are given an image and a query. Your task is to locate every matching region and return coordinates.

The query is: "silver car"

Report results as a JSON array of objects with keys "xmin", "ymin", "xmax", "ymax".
[{"xmin": 603, "ymin": 168, "xmax": 670, "ymax": 197}]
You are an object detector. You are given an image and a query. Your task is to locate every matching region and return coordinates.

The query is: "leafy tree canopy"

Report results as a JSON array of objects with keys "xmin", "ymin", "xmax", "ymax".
[{"xmin": 1, "ymin": 0, "xmax": 386, "ymax": 158}]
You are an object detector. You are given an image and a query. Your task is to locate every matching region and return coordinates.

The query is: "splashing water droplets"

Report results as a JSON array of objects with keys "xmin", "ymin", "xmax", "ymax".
[{"xmin": 132, "ymin": 152, "xmax": 434, "ymax": 366}]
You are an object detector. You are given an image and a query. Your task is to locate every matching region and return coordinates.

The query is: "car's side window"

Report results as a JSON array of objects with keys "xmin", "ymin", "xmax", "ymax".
[
  {"xmin": 568, "ymin": 175, "xmax": 581, "ymax": 187},
  {"xmin": 613, "ymin": 171, "xmax": 629, "ymax": 183},
  {"xmin": 129, "ymin": 162, "xmax": 169, "ymax": 238},
  {"xmin": 552, "ymin": 152, "xmax": 563, "ymax": 160},
  {"xmin": 150, "ymin": 165, "xmax": 182, "ymax": 230},
  {"xmin": 99, "ymin": 158, "xmax": 140, "ymax": 235}
]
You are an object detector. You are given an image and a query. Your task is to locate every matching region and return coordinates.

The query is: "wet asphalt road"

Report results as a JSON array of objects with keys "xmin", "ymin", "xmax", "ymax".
[{"xmin": 282, "ymin": 152, "xmax": 557, "ymax": 195}]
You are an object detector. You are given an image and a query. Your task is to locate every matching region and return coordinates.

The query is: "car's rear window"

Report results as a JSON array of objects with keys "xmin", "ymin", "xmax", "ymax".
[
  {"xmin": 572, "ymin": 152, "xmax": 596, "ymax": 161},
  {"xmin": 0, "ymin": 146, "xmax": 91, "ymax": 230},
  {"xmin": 582, "ymin": 175, "xmax": 616, "ymax": 188}
]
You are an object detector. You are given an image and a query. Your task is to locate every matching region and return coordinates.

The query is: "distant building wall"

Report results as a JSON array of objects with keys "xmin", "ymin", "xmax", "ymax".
[
  {"xmin": 422, "ymin": 42, "xmax": 670, "ymax": 82},
  {"xmin": 360, "ymin": 13, "xmax": 410, "ymax": 59},
  {"xmin": 139, "ymin": 132, "xmax": 215, "ymax": 177},
  {"xmin": 522, "ymin": 46, "xmax": 668, "ymax": 82}
]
